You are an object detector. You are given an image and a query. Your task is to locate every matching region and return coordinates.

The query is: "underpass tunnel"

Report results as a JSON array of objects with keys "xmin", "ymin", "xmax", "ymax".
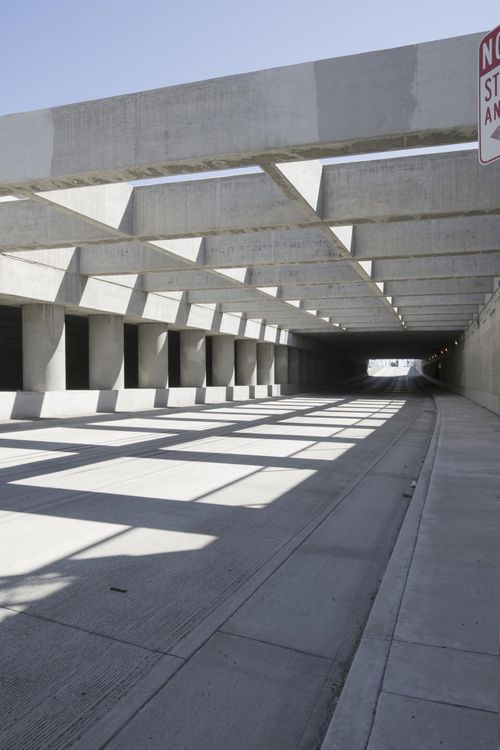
[{"xmin": 0, "ymin": 301, "xmax": 498, "ymax": 417}]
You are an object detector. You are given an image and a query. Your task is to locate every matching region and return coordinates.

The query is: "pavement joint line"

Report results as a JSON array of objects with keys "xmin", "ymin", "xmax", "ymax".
[
  {"xmin": 0, "ymin": 604, "xmax": 185, "ymax": 659},
  {"xmin": 379, "ymin": 688, "xmax": 498, "ymax": 715},
  {"xmin": 217, "ymin": 628, "xmax": 336, "ymax": 662},
  {"xmin": 390, "ymin": 636, "xmax": 499, "ymax": 659},
  {"xmin": 319, "ymin": 377, "xmax": 442, "ymax": 749}
]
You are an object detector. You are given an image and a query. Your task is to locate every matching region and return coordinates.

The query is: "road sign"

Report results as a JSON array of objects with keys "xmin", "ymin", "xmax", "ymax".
[{"xmin": 479, "ymin": 25, "xmax": 500, "ymax": 164}]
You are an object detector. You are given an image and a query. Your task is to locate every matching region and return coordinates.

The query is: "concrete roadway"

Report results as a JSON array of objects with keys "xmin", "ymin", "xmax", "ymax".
[{"xmin": 0, "ymin": 376, "xmax": 435, "ymax": 749}]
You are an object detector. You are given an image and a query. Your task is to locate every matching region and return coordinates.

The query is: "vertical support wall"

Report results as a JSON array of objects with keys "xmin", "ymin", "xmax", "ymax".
[
  {"xmin": 211, "ymin": 335, "xmax": 235, "ymax": 386},
  {"xmin": 138, "ymin": 323, "xmax": 169, "ymax": 388},
  {"xmin": 236, "ymin": 340, "xmax": 257, "ymax": 386},
  {"xmin": 22, "ymin": 304, "xmax": 66, "ymax": 391},
  {"xmin": 257, "ymin": 343, "xmax": 275, "ymax": 385},
  {"xmin": 180, "ymin": 330, "xmax": 206, "ymax": 387},
  {"xmin": 275, "ymin": 345, "xmax": 289, "ymax": 385},
  {"xmin": 89, "ymin": 315, "xmax": 125, "ymax": 389}
]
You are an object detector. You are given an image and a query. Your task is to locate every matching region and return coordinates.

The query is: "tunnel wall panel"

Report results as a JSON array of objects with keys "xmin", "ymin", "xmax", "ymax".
[{"xmin": 421, "ymin": 286, "xmax": 500, "ymax": 416}]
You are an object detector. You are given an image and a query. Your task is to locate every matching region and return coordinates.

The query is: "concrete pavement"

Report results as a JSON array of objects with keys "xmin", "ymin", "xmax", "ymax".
[
  {"xmin": 321, "ymin": 384, "xmax": 500, "ymax": 749},
  {"xmin": 0, "ymin": 377, "xmax": 433, "ymax": 749}
]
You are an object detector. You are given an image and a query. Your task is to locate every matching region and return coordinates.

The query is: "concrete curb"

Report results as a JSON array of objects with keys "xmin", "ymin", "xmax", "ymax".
[{"xmin": 319, "ymin": 395, "xmax": 441, "ymax": 750}]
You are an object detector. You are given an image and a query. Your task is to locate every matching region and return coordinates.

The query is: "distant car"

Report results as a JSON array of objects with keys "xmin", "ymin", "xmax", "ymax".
[{"xmin": 390, "ymin": 360, "xmax": 398, "ymax": 367}]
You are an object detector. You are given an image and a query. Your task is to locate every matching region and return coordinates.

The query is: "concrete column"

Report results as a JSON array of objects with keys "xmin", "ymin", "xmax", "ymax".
[
  {"xmin": 89, "ymin": 315, "xmax": 124, "ymax": 389},
  {"xmin": 211, "ymin": 335, "xmax": 235, "ymax": 386},
  {"xmin": 180, "ymin": 330, "xmax": 206, "ymax": 387},
  {"xmin": 275, "ymin": 345, "xmax": 289, "ymax": 384},
  {"xmin": 235, "ymin": 339, "xmax": 257, "ymax": 385},
  {"xmin": 138, "ymin": 323, "xmax": 169, "ymax": 388},
  {"xmin": 22, "ymin": 304, "xmax": 66, "ymax": 391},
  {"xmin": 288, "ymin": 348, "xmax": 301, "ymax": 384},
  {"xmin": 257, "ymin": 342, "xmax": 275, "ymax": 385}
]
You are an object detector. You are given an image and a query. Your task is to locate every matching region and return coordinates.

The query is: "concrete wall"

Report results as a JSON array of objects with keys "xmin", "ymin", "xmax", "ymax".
[{"xmin": 420, "ymin": 284, "xmax": 500, "ymax": 415}]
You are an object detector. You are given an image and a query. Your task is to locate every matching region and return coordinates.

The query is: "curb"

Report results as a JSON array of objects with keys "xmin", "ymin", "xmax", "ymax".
[{"xmin": 319, "ymin": 394, "xmax": 441, "ymax": 749}]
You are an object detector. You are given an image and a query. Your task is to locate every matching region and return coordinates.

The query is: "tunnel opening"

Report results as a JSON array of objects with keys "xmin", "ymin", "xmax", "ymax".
[
  {"xmin": 168, "ymin": 331, "xmax": 181, "ymax": 387},
  {"xmin": 0, "ymin": 305, "xmax": 22, "ymax": 391},
  {"xmin": 124, "ymin": 324, "xmax": 138, "ymax": 388},
  {"xmin": 205, "ymin": 335, "xmax": 213, "ymax": 386}
]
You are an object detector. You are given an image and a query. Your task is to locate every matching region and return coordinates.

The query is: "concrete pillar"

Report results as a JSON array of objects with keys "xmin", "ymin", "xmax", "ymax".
[
  {"xmin": 89, "ymin": 315, "xmax": 124, "ymax": 389},
  {"xmin": 257, "ymin": 342, "xmax": 275, "ymax": 385},
  {"xmin": 211, "ymin": 335, "xmax": 235, "ymax": 386},
  {"xmin": 275, "ymin": 345, "xmax": 289, "ymax": 384},
  {"xmin": 180, "ymin": 330, "xmax": 206, "ymax": 387},
  {"xmin": 22, "ymin": 304, "xmax": 66, "ymax": 391},
  {"xmin": 288, "ymin": 348, "xmax": 300, "ymax": 383},
  {"xmin": 235, "ymin": 339, "xmax": 257, "ymax": 385},
  {"xmin": 138, "ymin": 323, "xmax": 168, "ymax": 388}
]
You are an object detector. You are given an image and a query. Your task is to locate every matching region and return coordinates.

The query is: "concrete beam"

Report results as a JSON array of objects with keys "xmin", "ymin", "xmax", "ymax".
[
  {"xmin": 393, "ymin": 294, "xmax": 486, "ymax": 306},
  {"xmin": 2, "ymin": 151, "xmax": 498, "ymax": 252},
  {"xmin": 384, "ymin": 278, "xmax": 494, "ymax": 296},
  {"xmin": 352, "ymin": 215, "xmax": 500, "ymax": 261},
  {"xmin": 143, "ymin": 264, "xmax": 362, "ymax": 291},
  {"xmin": 79, "ymin": 242, "xmax": 186, "ymax": 275},
  {"xmin": 132, "ymin": 150, "xmax": 500, "ymax": 237},
  {"xmin": 0, "ymin": 200, "xmax": 120, "ymax": 250},
  {"xmin": 396, "ymin": 305, "xmax": 479, "ymax": 315},
  {"xmin": 143, "ymin": 271, "xmax": 240, "ymax": 292},
  {"xmin": 0, "ymin": 33, "xmax": 480, "ymax": 193},
  {"xmin": 403, "ymin": 323, "xmax": 466, "ymax": 330},
  {"xmin": 374, "ymin": 254, "xmax": 500, "ymax": 281}
]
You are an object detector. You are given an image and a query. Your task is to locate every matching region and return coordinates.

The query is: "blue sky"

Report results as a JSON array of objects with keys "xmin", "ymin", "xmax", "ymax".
[{"xmin": 1, "ymin": 1, "xmax": 498, "ymax": 115}]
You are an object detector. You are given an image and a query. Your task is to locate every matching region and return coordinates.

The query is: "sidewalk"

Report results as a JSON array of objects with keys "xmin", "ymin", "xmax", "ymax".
[{"xmin": 322, "ymin": 388, "xmax": 500, "ymax": 749}]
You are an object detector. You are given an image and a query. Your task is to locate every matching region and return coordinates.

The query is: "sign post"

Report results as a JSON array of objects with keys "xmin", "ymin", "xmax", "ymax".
[{"xmin": 479, "ymin": 25, "xmax": 500, "ymax": 165}]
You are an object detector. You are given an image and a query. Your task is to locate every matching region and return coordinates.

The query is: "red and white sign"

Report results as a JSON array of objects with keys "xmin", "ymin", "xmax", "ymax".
[{"xmin": 479, "ymin": 25, "xmax": 500, "ymax": 164}]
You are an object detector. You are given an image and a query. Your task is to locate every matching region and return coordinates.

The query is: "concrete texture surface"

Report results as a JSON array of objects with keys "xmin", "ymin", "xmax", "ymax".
[
  {"xmin": 321, "ymin": 383, "xmax": 500, "ymax": 750},
  {"xmin": 0, "ymin": 376, "xmax": 436, "ymax": 749}
]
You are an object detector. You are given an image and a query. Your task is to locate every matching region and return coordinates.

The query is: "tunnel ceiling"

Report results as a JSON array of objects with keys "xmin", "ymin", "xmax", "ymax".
[
  {"xmin": 0, "ymin": 31, "xmax": 498, "ymax": 352},
  {"xmin": 302, "ymin": 331, "xmax": 462, "ymax": 359}
]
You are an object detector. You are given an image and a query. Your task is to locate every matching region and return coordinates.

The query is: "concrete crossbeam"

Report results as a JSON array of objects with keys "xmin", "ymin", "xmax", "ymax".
[
  {"xmin": 222, "ymin": 298, "xmax": 386, "ymax": 313},
  {"xmin": 396, "ymin": 305, "xmax": 479, "ymax": 315},
  {"xmin": 143, "ymin": 271, "xmax": 241, "ymax": 292},
  {"xmin": 0, "ymin": 34, "xmax": 480, "ymax": 193},
  {"xmin": 318, "ymin": 309, "xmax": 402, "ymax": 323},
  {"xmin": 352, "ymin": 215, "xmax": 500, "ymax": 261},
  {"xmin": 393, "ymin": 294, "xmax": 486, "ymax": 306},
  {"xmin": 0, "ymin": 200, "xmax": 120, "ymax": 250},
  {"xmin": 80, "ymin": 242, "xmax": 186, "ymax": 275},
  {"xmin": 384, "ymin": 278, "xmax": 494, "ymax": 296},
  {"xmin": 56, "ymin": 214, "xmax": 500, "ymax": 280},
  {"xmin": 187, "ymin": 289, "xmax": 263, "ymax": 304},
  {"xmin": 403, "ymin": 324, "xmax": 466, "ymax": 330},
  {"xmin": 2, "ymin": 153, "xmax": 498, "ymax": 252},
  {"xmin": 79, "ymin": 230, "xmax": 344, "ymax": 275},
  {"xmin": 321, "ymin": 150, "xmax": 500, "ymax": 226},
  {"xmin": 374, "ymin": 254, "xmax": 500, "ymax": 281}
]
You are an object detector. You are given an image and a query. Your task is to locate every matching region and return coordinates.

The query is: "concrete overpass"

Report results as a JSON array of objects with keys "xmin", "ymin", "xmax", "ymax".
[{"xmin": 0, "ymin": 30, "xmax": 499, "ymax": 750}]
